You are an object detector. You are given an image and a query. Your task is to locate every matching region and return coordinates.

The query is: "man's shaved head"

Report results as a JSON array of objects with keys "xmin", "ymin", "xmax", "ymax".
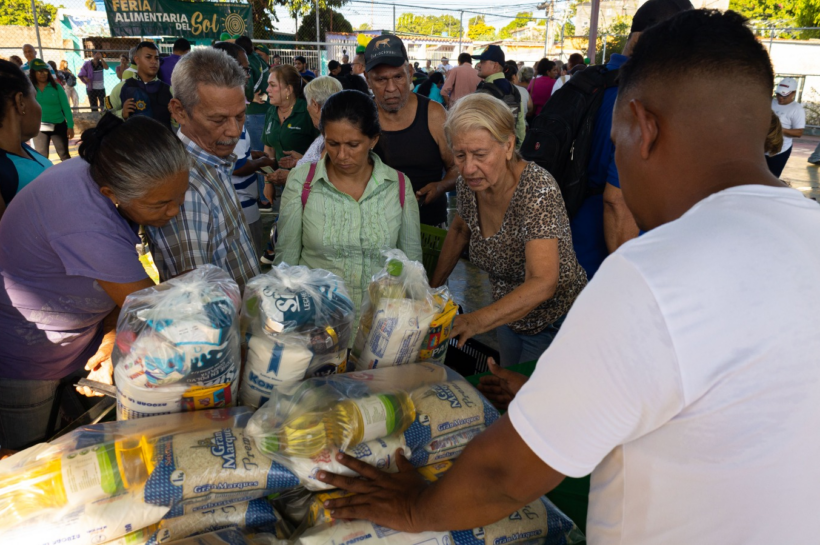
[{"xmin": 612, "ymin": 10, "xmax": 778, "ymax": 231}]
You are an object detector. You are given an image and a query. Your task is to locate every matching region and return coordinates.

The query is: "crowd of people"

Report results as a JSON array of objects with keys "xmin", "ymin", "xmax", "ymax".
[{"xmin": 0, "ymin": 0, "xmax": 819, "ymax": 540}]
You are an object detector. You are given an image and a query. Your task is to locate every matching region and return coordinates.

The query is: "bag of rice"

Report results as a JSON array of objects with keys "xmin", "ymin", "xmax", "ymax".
[
  {"xmin": 109, "ymin": 498, "xmax": 288, "ymax": 545},
  {"xmin": 112, "ymin": 265, "xmax": 242, "ymax": 420},
  {"xmin": 144, "ymin": 426, "xmax": 300, "ymax": 516},
  {"xmin": 240, "ymin": 265, "xmax": 355, "ymax": 409},
  {"xmin": 352, "ymin": 250, "xmax": 452, "ymax": 370}
]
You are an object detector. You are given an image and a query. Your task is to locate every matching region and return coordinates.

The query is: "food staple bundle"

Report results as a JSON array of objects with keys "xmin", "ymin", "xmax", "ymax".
[
  {"xmin": 112, "ymin": 265, "xmax": 242, "ymax": 420},
  {"xmin": 352, "ymin": 250, "xmax": 457, "ymax": 370},
  {"xmin": 239, "ymin": 264, "xmax": 355, "ymax": 409},
  {"xmin": 244, "ymin": 364, "xmax": 499, "ymax": 491}
]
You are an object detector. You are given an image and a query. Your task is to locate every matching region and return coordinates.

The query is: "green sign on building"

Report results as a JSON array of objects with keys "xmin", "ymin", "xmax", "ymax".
[{"xmin": 104, "ymin": 0, "xmax": 252, "ymax": 39}]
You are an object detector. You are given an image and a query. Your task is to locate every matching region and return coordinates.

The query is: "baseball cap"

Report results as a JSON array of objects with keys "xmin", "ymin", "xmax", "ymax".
[
  {"xmin": 254, "ymin": 44, "xmax": 270, "ymax": 56},
  {"xmin": 776, "ymin": 77, "xmax": 798, "ymax": 96},
  {"xmin": 29, "ymin": 58, "xmax": 48, "ymax": 72},
  {"xmin": 364, "ymin": 34, "xmax": 408, "ymax": 72},
  {"xmin": 472, "ymin": 45, "xmax": 505, "ymax": 64}
]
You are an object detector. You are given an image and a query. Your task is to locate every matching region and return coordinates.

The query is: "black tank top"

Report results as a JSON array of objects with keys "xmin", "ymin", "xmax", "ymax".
[{"xmin": 374, "ymin": 95, "xmax": 447, "ymax": 226}]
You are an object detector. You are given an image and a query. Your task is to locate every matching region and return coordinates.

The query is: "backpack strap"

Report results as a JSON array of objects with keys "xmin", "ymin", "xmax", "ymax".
[
  {"xmin": 398, "ymin": 171, "xmax": 405, "ymax": 209},
  {"xmin": 301, "ymin": 162, "xmax": 318, "ymax": 209}
]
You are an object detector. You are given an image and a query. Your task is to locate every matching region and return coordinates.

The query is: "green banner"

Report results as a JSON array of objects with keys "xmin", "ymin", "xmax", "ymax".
[{"xmin": 104, "ymin": 0, "xmax": 252, "ymax": 39}]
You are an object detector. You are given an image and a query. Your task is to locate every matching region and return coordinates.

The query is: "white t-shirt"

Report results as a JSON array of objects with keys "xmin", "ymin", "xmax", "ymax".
[
  {"xmin": 551, "ymin": 74, "xmax": 571, "ymax": 95},
  {"xmin": 231, "ymin": 127, "xmax": 260, "ymax": 224},
  {"xmin": 509, "ymin": 185, "xmax": 820, "ymax": 544},
  {"xmin": 771, "ymin": 98, "xmax": 806, "ymax": 154},
  {"xmin": 437, "ymin": 63, "xmax": 453, "ymax": 72}
]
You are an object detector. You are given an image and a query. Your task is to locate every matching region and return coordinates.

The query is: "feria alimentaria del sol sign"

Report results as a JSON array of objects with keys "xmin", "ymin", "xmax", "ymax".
[{"xmin": 103, "ymin": 0, "xmax": 253, "ymax": 39}]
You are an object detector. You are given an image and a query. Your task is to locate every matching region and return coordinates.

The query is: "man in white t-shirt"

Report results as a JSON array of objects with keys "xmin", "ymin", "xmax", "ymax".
[
  {"xmin": 766, "ymin": 76, "xmax": 805, "ymax": 177},
  {"xmin": 315, "ymin": 9, "xmax": 820, "ymax": 544},
  {"xmin": 436, "ymin": 56, "xmax": 453, "ymax": 73}
]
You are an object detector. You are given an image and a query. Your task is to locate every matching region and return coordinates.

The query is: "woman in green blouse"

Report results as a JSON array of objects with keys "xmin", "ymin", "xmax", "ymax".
[
  {"xmin": 275, "ymin": 90, "xmax": 422, "ymax": 328},
  {"xmin": 262, "ymin": 64, "xmax": 320, "ymax": 198},
  {"xmin": 29, "ymin": 59, "xmax": 74, "ymax": 161}
]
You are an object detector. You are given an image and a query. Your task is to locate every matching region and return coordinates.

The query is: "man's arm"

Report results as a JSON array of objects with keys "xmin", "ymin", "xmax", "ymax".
[
  {"xmin": 603, "ymin": 182, "xmax": 639, "ymax": 253},
  {"xmin": 106, "ymin": 80, "xmax": 125, "ymax": 118},
  {"xmin": 100, "ymin": 58, "xmax": 109, "ymax": 70},
  {"xmin": 320, "ymin": 415, "xmax": 565, "ymax": 533},
  {"xmin": 783, "ymin": 128, "xmax": 804, "ymax": 138},
  {"xmin": 416, "ymin": 101, "xmax": 459, "ymax": 205},
  {"xmin": 78, "ymin": 61, "xmax": 90, "ymax": 85}
]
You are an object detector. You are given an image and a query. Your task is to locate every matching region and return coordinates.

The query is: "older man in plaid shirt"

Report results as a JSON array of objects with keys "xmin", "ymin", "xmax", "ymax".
[{"xmin": 148, "ymin": 48, "xmax": 260, "ymax": 292}]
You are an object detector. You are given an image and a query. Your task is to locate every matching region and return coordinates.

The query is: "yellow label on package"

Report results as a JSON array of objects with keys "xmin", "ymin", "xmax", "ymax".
[
  {"xmin": 181, "ymin": 383, "xmax": 233, "ymax": 412},
  {"xmin": 416, "ymin": 460, "xmax": 453, "ymax": 483},
  {"xmin": 419, "ymin": 297, "xmax": 458, "ymax": 363}
]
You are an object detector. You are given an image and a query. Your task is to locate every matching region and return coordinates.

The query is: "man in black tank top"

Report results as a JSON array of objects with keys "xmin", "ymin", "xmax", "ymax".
[{"xmin": 364, "ymin": 35, "xmax": 458, "ymax": 227}]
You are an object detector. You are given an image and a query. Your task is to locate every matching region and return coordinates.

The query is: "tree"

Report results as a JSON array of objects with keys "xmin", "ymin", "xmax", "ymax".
[
  {"xmin": 0, "ymin": 0, "xmax": 58, "ymax": 26},
  {"xmin": 582, "ymin": 16, "xmax": 631, "ymax": 64},
  {"xmin": 468, "ymin": 15, "xmax": 496, "ymax": 41},
  {"xmin": 357, "ymin": 22, "xmax": 372, "ymax": 31},
  {"xmin": 497, "ymin": 11, "xmax": 535, "ymax": 40},
  {"xmin": 730, "ymin": 0, "xmax": 820, "ymax": 37},
  {"xmin": 296, "ymin": 6, "xmax": 353, "ymax": 43},
  {"xmin": 396, "ymin": 13, "xmax": 463, "ymax": 36}
]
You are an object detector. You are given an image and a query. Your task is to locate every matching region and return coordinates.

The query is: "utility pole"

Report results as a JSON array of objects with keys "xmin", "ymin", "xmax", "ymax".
[
  {"xmin": 30, "ymin": 0, "xmax": 44, "ymax": 59},
  {"xmin": 393, "ymin": 4, "xmax": 396, "ymax": 32},
  {"xmin": 587, "ymin": 0, "xmax": 601, "ymax": 64},
  {"xmin": 458, "ymin": 10, "xmax": 464, "ymax": 54},
  {"xmin": 537, "ymin": 0, "xmax": 555, "ymax": 58},
  {"xmin": 314, "ymin": 0, "xmax": 321, "ymax": 71}
]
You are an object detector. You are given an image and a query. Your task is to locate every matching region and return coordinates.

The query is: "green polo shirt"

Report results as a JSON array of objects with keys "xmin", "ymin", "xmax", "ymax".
[
  {"xmin": 246, "ymin": 51, "xmax": 270, "ymax": 116},
  {"xmin": 262, "ymin": 98, "xmax": 320, "ymax": 160},
  {"xmin": 35, "ymin": 84, "xmax": 74, "ymax": 129},
  {"xmin": 485, "ymin": 72, "xmax": 525, "ymax": 148}
]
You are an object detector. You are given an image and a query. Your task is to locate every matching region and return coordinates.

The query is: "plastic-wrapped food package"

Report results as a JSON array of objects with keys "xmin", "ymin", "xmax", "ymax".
[
  {"xmin": 352, "ymin": 250, "xmax": 455, "ymax": 369},
  {"xmin": 240, "ymin": 264, "xmax": 355, "ymax": 409},
  {"xmin": 113, "ymin": 265, "xmax": 242, "ymax": 420},
  {"xmin": 245, "ymin": 365, "xmax": 497, "ymax": 488},
  {"xmin": 299, "ymin": 461, "xmax": 585, "ymax": 545},
  {"xmin": 108, "ymin": 498, "xmax": 288, "ymax": 545},
  {"xmin": 1, "ymin": 489, "xmax": 169, "ymax": 545},
  {"xmin": 158, "ymin": 527, "xmax": 251, "ymax": 545},
  {"xmin": 0, "ymin": 408, "xmax": 252, "ymax": 533}
]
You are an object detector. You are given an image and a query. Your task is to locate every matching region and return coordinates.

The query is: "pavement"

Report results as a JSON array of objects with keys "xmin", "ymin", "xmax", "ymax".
[{"xmin": 780, "ymin": 135, "xmax": 820, "ymax": 199}]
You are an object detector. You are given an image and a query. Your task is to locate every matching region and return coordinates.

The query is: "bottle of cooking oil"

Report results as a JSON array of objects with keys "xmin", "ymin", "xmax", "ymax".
[
  {"xmin": 0, "ymin": 436, "xmax": 154, "ymax": 530},
  {"xmin": 260, "ymin": 391, "xmax": 416, "ymax": 457}
]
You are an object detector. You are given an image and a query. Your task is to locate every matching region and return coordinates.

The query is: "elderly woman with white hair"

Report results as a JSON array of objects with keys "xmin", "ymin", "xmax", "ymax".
[
  {"xmin": 277, "ymin": 75, "xmax": 343, "ymax": 169},
  {"xmin": 431, "ymin": 93, "xmax": 587, "ymax": 367}
]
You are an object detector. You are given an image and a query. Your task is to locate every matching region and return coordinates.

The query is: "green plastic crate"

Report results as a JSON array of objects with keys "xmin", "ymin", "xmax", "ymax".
[{"xmin": 419, "ymin": 224, "xmax": 448, "ymax": 279}]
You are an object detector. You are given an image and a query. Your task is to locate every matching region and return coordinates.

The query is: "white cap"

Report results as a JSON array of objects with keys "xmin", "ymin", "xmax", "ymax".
[{"xmin": 776, "ymin": 77, "xmax": 798, "ymax": 96}]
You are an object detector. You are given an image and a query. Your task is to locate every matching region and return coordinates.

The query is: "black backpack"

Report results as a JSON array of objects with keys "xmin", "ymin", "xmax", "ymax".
[
  {"xmin": 477, "ymin": 79, "xmax": 521, "ymax": 122},
  {"xmin": 520, "ymin": 66, "xmax": 619, "ymax": 219}
]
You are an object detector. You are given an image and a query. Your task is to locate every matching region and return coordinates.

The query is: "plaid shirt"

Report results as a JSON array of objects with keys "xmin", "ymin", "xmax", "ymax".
[{"xmin": 147, "ymin": 132, "xmax": 260, "ymax": 293}]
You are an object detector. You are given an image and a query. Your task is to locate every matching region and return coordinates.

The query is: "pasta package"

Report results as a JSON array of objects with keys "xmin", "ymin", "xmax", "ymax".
[
  {"xmin": 240, "ymin": 264, "xmax": 355, "ymax": 409},
  {"xmin": 112, "ymin": 265, "xmax": 242, "ymax": 420}
]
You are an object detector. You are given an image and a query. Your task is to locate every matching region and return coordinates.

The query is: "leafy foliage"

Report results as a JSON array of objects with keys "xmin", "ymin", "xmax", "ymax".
[
  {"xmin": 468, "ymin": 15, "xmax": 496, "ymax": 41},
  {"xmin": 0, "ymin": 0, "xmax": 58, "ymax": 26},
  {"xmin": 296, "ymin": 6, "xmax": 352, "ymax": 43},
  {"xmin": 581, "ymin": 16, "xmax": 631, "ymax": 64},
  {"xmin": 497, "ymin": 12, "xmax": 535, "ymax": 39},
  {"xmin": 396, "ymin": 13, "xmax": 463, "ymax": 36}
]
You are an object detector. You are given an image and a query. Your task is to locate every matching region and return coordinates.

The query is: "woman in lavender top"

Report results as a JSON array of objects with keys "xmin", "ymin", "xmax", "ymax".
[{"xmin": 0, "ymin": 114, "xmax": 190, "ymax": 449}]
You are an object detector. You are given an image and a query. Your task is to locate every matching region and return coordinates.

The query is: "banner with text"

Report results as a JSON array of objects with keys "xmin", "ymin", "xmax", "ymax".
[{"xmin": 104, "ymin": 0, "xmax": 252, "ymax": 39}]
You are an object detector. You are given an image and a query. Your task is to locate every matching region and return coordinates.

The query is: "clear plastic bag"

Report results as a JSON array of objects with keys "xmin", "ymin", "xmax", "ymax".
[
  {"xmin": 113, "ymin": 265, "xmax": 242, "ymax": 420},
  {"xmin": 244, "ymin": 364, "xmax": 498, "ymax": 491},
  {"xmin": 110, "ymin": 498, "xmax": 289, "ymax": 545},
  {"xmin": 351, "ymin": 250, "xmax": 456, "ymax": 369},
  {"xmin": 240, "ymin": 264, "xmax": 355, "ymax": 409},
  {"xmin": 299, "ymin": 461, "xmax": 585, "ymax": 545},
  {"xmin": 0, "ymin": 408, "xmax": 252, "ymax": 534}
]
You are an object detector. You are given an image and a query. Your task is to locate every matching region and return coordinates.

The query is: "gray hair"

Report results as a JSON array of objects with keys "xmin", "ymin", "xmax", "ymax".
[
  {"xmin": 128, "ymin": 46, "xmax": 137, "ymax": 64},
  {"xmin": 172, "ymin": 48, "xmax": 246, "ymax": 113},
  {"xmin": 518, "ymin": 66, "xmax": 534, "ymax": 84},
  {"xmin": 304, "ymin": 76, "xmax": 342, "ymax": 108},
  {"xmin": 79, "ymin": 115, "xmax": 189, "ymax": 205}
]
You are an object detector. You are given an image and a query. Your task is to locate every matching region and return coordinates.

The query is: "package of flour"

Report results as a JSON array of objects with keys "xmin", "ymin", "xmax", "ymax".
[
  {"xmin": 0, "ymin": 489, "xmax": 169, "ymax": 545},
  {"xmin": 286, "ymin": 435, "xmax": 411, "ymax": 491},
  {"xmin": 143, "ymin": 426, "xmax": 299, "ymax": 515},
  {"xmin": 112, "ymin": 265, "xmax": 242, "ymax": 420},
  {"xmin": 298, "ymin": 520, "xmax": 451, "ymax": 545},
  {"xmin": 352, "ymin": 250, "xmax": 452, "ymax": 369},
  {"xmin": 240, "ymin": 265, "xmax": 355, "ymax": 409}
]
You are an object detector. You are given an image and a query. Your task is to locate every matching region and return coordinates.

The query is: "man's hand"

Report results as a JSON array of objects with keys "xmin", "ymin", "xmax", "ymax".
[
  {"xmin": 318, "ymin": 451, "xmax": 428, "ymax": 532},
  {"xmin": 416, "ymin": 181, "xmax": 444, "ymax": 206},
  {"xmin": 256, "ymin": 156, "xmax": 277, "ymax": 170},
  {"xmin": 265, "ymin": 169, "xmax": 290, "ymax": 186},
  {"xmin": 450, "ymin": 312, "xmax": 486, "ymax": 349},
  {"xmin": 67, "ymin": 128, "xmax": 75, "ymax": 140},
  {"xmin": 122, "ymin": 98, "xmax": 136, "ymax": 119},
  {"xmin": 77, "ymin": 340, "xmax": 114, "ymax": 397},
  {"xmin": 253, "ymin": 90, "xmax": 267, "ymax": 104},
  {"xmin": 477, "ymin": 358, "xmax": 529, "ymax": 411},
  {"xmin": 277, "ymin": 150, "xmax": 303, "ymax": 169}
]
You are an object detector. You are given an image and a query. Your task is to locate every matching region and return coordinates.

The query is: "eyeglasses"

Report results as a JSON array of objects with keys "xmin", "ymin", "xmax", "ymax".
[{"xmin": 243, "ymin": 66, "xmax": 251, "ymax": 75}]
